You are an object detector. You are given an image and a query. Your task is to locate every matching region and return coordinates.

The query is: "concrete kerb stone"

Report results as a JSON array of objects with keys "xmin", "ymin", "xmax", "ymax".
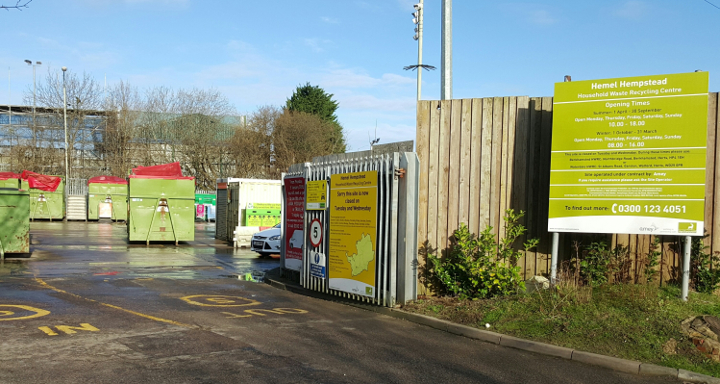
[
  {"xmin": 679, "ymin": 369, "xmax": 720, "ymax": 384},
  {"xmin": 639, "ymin": 363, "xmax": 679, "ymax": 377},
  {"xmin": 264, "ymin": 276, "xmax": 718, "ymax": 383},
  {"xmin": 571, "ymin": 350, "xmax": 640, "ymax": 375},
  {"xmin": 499, "ymin": 335, "xmax": 573, "ymax": 359},
  {"xmin": 446, "ymin": 321, "xmax": 501, "ymax": 344}
]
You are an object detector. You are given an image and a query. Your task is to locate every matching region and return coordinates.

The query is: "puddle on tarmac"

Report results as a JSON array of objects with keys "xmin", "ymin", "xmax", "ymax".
[{"xmin": 4, "ymin": 222, "xmax": 281, "ymax": 280}]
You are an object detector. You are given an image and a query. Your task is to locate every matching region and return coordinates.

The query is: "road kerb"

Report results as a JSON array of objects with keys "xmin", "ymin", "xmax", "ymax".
[
  {"xmin": 265, "ymin": 275, "xmax": 719, "ymax": 383},
  {"xmin": 499, "ymin": 335, "xmax": 573, "ymax": 359},
  {"xmin": 389, "ymin": 310, "xmax": 450, "ymax": 331},
  {"xmin": 639, "ymin": 363, "xmax": 679, "ymax": 377},
  {"xmin": 446, "ymin": 322, "xmax": 501, "ymax": 344},
  {"xmin": 679, "ymin": 369, "xmax": 720, "ymax": 384},
  {"xmin": 571, "ymin": 350, "xmax": 640, "ymax": 375}
]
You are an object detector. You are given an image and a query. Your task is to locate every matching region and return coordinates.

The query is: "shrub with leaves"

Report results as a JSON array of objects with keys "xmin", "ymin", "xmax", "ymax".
[
  {"xmin": 642, "ymin": 237, "xmax": 662, "ymax": 283},
  {"xmin": 578, "ymin": 241, "xmax": 612, "ymax": 287},
  {"xmin": 427, "ymin": 210, "xmax": 538, "ymax": 299},
  {"xmin": 691, "ymin": 238, "xmax": 720, "ymax": 294}
]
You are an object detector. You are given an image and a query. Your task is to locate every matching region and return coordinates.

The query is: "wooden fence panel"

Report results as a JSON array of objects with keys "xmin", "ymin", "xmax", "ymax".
[
  {"xmin": 426, "ymin": 102, "xmax": 440, "ymax": 252},
  {"xmin": 479, "ymin": 99, "xmax": 493, "ymax": 230},
  {"xmin": 416, "ymin": 93, "xmax": 720, "ymax": 286},
  {"xmin": 459, "ymin": 99, "xmax": 473, "ymax": 227},
  {"xmin": 469, "ymin": 99, "xmax": 483, "ymax": 236},
  {"xmin": 437, "ymin": 100, "xmax": 452, "ymax": 250},
  {"xmin": 711, "ymin": 93, "xmax": 720, "ymax": 254},
  {"xmin": 447, "ymin": 99, "xmax": 462, "ymax": 241},
  {"xmin": 416, "ymin": 100, "xmax": 431, "ymax": 290}
]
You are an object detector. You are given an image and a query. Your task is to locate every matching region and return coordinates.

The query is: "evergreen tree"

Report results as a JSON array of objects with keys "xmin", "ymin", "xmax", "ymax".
[{"xmin": 286, "ymin": 83, "xmax": 346, "ymax": 153}]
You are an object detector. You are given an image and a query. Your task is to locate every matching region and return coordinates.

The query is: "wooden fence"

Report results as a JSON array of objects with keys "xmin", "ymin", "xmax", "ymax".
[{"xmin": 416, "ymin": 93, "xmax": 720, "ymax": 289}]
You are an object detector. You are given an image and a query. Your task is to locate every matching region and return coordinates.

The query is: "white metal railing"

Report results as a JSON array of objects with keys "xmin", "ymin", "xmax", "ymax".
[
  {"xmin": 281, "ymin": 152, "xmax": 419, "ymax": 307},
  {"xmin": 66, "ymin": 178, "xmax": 88, "ymax": 196}
]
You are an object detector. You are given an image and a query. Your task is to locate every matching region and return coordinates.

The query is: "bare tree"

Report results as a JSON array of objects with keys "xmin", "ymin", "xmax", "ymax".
[
  {"xmin": 134, "ymin": 86, "xmax": 236, "ymax": 189},
  {"xmin": 27, "ymin": 68, "xmax": 103, "ymax": 178},
  {"xmin": 270, "ymin": 110, "xmax": 340, "ymax": 178},
  {"xmin": 98, "ymin": 80, "xmax": 140, "ymax": 177},
  {"xmin": 229, "ymin": 106, "xmax": 276, "ymax": 178},
  {"xmin": 1, "ymin": 0, "xmax": 31, "ymax": 10}
]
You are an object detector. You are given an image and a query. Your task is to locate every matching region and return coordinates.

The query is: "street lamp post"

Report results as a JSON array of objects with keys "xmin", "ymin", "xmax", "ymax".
[
  {"xmin": 414, "ymin": 1, "xmax": 423, "ymax": 101},
  {"xmin": 24, "ymin": 59, "xmax": 41, "ymax": 151},
  {"xmin": 404, "ymin": 3, "xmax": 435, "ymax": 101},
  {"xmin": 62, "ymin": 67, "xmax": 69, "ymax": 185}
]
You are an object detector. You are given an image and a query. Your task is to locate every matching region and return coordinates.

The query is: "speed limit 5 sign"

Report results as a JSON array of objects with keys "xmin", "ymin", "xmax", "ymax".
[{"xmin": 309, "ymin": 219, "xmax": 323, "ymax": 248}]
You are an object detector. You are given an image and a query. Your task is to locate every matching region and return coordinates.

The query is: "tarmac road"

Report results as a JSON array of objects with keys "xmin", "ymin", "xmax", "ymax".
[{"xmin": 0, "ymin": 221, "xmax": 684, "ymax": 384}]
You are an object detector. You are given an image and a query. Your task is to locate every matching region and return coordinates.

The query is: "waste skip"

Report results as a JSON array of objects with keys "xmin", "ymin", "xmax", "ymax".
[
  {"xmin": 88, "ymin": 176, "xmax": 128, "ymax": 221},
  {"xmin": 127, "ymin": 162, "xmax": 195, "ymax": 245},
  {"xmin": 20, "ymin": 171, "xmax": 64, "ymax": 221},
  {"xmin": 0, "ymin": 172, "xmax": 21, "ymax": 189},
  {"xmin": 0, "ymin": 188, "xmax": 30, "ymax": 259}
]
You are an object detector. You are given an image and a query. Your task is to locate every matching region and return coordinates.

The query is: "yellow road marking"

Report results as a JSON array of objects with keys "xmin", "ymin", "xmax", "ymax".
[
  {"xmin": 223, "ymin": 308, "xmax": 309, "ymax": 319},
  {"xmin": 35, "ymin": 278, "xmax": 192, "ymax": 328},
  {"xmin": 38, "ymin": 326, "xmax": 58, "ymax": 336},
  {"xmin": 0, "ymin": 305, "xmax": 51, "ymax": 321},
  {"xmin": 56, "ymin": 323, "xmax": 99, "ymax": 334},
  {"xmin": 181, "ymin": 294, "xmax": 261, "ymax": 307}
]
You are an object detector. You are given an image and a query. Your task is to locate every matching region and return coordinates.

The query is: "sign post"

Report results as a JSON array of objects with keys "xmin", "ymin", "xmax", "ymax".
[
  {"xmin": 306, "ymin": 180, "xmax": 327, "ymax": 210},
  {"xmin": 328, "ymin": 171, "xmax": 378, "ymax": 297},
  {"xmin": 550, "ymin": 72, "xmax": 709, "ymax": 296},
  {"xmin": 283, "ymin": 176, "xmax": 305, "ymax": 272}
]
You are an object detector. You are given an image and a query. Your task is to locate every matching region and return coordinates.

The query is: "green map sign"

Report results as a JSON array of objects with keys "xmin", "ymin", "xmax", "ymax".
[{"xmin": 549, "ymin": 72, "xmax": 709, "ymax": 235}]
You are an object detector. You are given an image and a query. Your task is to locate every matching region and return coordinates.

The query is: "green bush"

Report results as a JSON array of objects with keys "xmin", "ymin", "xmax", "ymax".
[
  {"xmin": 578, "ymin": 241, "xmax": 612, "ymax": 287},
  {"xmin": 691, "ymin": 238, "xmax": 720, "ymax": 294},
  {"xmin": 427, "ymin": 210, "xmax": 538, "ymax": 299}
]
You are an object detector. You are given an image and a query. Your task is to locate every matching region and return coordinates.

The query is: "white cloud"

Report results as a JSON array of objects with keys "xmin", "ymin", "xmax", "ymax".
[
  {"xmin": 530, "ymin": 9, "xmax": 556, "ymax": 25},
  {"xmin": 304, "ymin": 38, "xmax": 328, "ymax": 53},
  {"xmin": 321, "ymin": 69, "xmax": 415, "ymax": 89},
  {"xmin": 336, "ymin": 93, "xmax": 415, "ymax": 112},
  {"xmin": 344, "ymin": 120, "xmax": 416, "ymax": 152},
  {"xmin": 615, "ymin": 1, "xmax": 647, "ymax": 19},
  {"xmin": 321, "ymin": 16, "xmax": 339, "ymax": 24}
]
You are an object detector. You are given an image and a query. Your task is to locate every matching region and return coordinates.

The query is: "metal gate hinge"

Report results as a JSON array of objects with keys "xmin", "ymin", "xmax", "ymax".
[{"xmin": 394, "ymin": 168, "xmax": 406, "ymax": 179}]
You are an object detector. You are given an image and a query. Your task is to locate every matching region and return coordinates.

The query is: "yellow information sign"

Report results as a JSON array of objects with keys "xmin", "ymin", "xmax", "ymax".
[
  {"xmin": 306, "ymin": 180, "xmax": 327, "ymax": 210},
  {"xmin": 328, "ymin": 171, "xmax": 377, "ymax": 297}
]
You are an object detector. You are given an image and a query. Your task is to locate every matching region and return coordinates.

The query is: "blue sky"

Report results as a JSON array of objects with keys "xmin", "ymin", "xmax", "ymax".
[{"xmin": 1, "ymin": 0, "xmax": 719, "ymax": 151}]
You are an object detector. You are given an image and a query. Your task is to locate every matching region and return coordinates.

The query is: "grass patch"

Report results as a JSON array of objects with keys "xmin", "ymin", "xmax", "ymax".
[{"xmin": 402, "ymin": 284, "xmax": 720, "ymax": 377}]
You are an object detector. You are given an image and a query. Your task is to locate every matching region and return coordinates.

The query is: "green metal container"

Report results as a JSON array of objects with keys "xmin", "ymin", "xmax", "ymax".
[
  {"xmin": 0, "ymin": 178, "xmax": 20, "ymax": 189},
  {"xmin": 21, "ymin": 178, "xmax": 65, "ymax": 221},
  {"xmin": 88, "ymin": 183, "xmax": 128, "ymax": 221},
  {"xmin": 127, "ymin": 178, "xmax": 195, "ymax": 244},
  {"xmin": 0, "ymin": 188, "xmax": 30, "ymax": 258}
]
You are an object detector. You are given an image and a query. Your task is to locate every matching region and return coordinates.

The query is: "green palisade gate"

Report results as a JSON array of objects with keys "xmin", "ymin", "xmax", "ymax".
[
  {"xmin": 88, "ymin": 183, "xmax": 128, "ymax": 221},
  {"xmin": 127, "ymin": 178, "xmax": 195, "ymax": 243},
  {"xmin": 21, "ymin": 178, "xmax": 65, "ymax": 220},
  {"xmin": 0, "ymin": 189, "xmax": 30, "ymax": 255}
]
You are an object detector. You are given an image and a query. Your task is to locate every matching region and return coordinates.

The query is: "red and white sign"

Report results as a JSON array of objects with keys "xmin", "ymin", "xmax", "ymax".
[
  {"xmin": 309, "ymin": 218, "xmax": 322, "ymax": 248},
  {"xmin": 283, "ymin": 176, "xmax": 305, "ymax": 271}
]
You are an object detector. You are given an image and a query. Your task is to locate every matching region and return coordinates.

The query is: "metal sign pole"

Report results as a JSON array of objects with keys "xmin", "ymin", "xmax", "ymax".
[
  {"xmin": 550, "ymin": 232, "xmax": 559, "ymax": 283},
  {"xmin": 681, "ymin": 236, "xmax": 692, "ymax": 301}
]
